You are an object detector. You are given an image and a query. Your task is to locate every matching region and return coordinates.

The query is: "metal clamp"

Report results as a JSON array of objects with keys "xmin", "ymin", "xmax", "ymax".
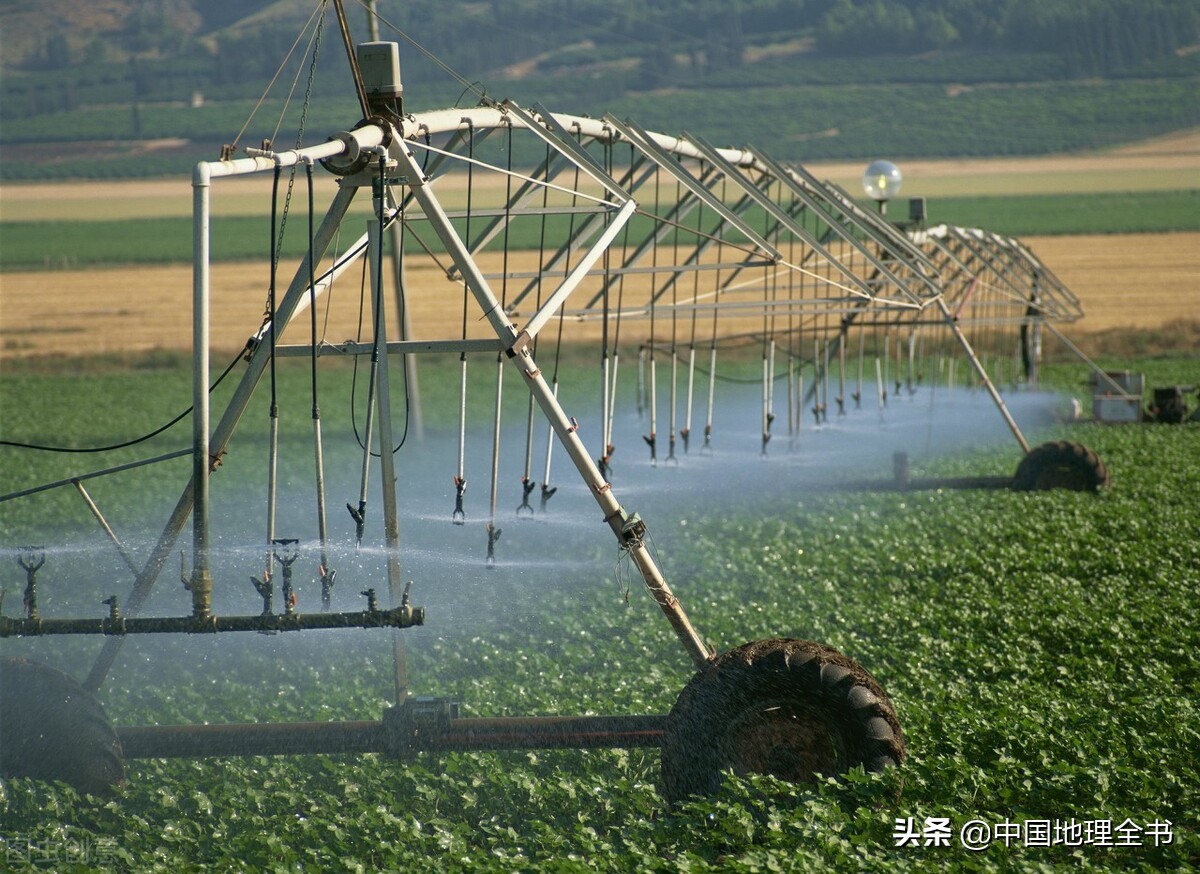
[
  {"xmin": 620, "ymin": 513, "xmax": 647, "ymax": 549},
  {"xmin": 382, "ymin": 696, "xmax": 461, "ymax": 759}
]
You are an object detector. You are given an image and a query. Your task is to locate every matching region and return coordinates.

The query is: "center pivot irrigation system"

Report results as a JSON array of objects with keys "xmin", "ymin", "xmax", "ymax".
[{"xmin": 1, "ymin": 3, "xmax": 1110, "ymax": 803}]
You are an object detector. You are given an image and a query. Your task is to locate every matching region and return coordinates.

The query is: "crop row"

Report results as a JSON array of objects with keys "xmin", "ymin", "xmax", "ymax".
[
  {"xmin": 2, "ymin": 75, "xmax": 1198, "ymax": 181},
  {"xmin": 0, "ymin": 351, "xmax": 1196, "ymax": 869}
]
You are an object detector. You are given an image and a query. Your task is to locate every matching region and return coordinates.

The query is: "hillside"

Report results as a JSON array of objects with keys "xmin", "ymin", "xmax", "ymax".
[
  {"xmin": 4, "ymin": 1, "xmax": 1198, "ymax": 79},
  {"xmin": 1, "ymin": 0, "xmax": 1198, "ymax": 180}
]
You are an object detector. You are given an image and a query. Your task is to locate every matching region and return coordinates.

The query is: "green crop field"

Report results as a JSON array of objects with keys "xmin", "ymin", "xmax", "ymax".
[
  {"xmin": 2, "ymin": 69, "xmax": 1198, "ymax": 182},
  {"xmin": 0, "ymin": 351, "xmax": 1197, "ymax": 870},
  {"xmin": 3, "ymin": 189, "xmax": 1198, "ymax": 272},
  {"xmin": 924, "ymin": 190, "xmax": 1200, "ymax": 237}
]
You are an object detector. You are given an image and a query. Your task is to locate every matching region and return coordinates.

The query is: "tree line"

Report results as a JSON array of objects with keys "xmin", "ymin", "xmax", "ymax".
[{"xmin": 815, "ymin": 0, "xmax": 1199, "ymax": 75}]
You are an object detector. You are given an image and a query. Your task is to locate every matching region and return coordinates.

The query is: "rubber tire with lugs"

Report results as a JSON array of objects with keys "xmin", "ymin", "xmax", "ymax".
[
  {"xmin": 660, "ymin": 639, "xmax": 905, "ymax": 803},
  {"xmin": 0, "ymin": 657, "xmax": 125, "ymax": 796},
  {"xmin": 1013, "ymin": 440, "xmax": 1109, "ymax": 492}
]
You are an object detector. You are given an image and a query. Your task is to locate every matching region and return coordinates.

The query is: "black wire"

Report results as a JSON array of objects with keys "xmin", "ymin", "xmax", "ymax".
[
  {"xmin": 0, "ymin": 352, "xmax": 243, "ymax": 453},
  {"xmin": 454, "ymin": 80, "xmax": 487, "ymax": 108},
  {"xmin": 307, "ymin": 160, "xmax": 319, "ymax": 420},
  {"xmin": 269, "ymin": 163, "xmax": 281, "ymax": 419},
  {"xmin": 391, "ymin": 186, "xmax": 411, "ymax": 455},
  {"xmin": 358, "ymin": 1, "xmax": 489, "ymax": 106},
  {"xmin": 347, "ymin": 163, "xmax": 410, "ymax": 459},
  {"xmin": 349, "ymin": 255, "xmax": 370, "ymax": 451}
]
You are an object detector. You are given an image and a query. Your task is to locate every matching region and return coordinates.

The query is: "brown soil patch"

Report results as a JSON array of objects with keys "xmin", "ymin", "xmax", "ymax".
[
  {"xmin": 1106, "ymin": 127, "xmax": 1200, "ymax": 156},
  {"xmin": 3, "ymin": 233, "xmax": 1196, "ymax": 361}
]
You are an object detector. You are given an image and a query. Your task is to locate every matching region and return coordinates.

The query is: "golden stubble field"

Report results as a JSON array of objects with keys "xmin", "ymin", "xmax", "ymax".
[
  {"xmin": 2, "ymin": 132, "xmax": 1198, "ymax": 360},
  {"xmin": 3, "ymin": 232, "xmax": 1196, "ymax": 361}
]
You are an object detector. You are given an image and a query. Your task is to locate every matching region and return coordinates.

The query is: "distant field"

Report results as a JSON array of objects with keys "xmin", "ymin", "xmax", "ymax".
[
  {"xmin": 813, "ymin": 129, "xmax": 1200, "ymax": 196},
  {"xmin": 2, "ymin": 136, "xmax": 1198, "ymax": 358},
  {"xmin": 924, "ymin": 190, "xmax": 1200, "ymax": 235},
  {"xmin": 4, "ymin": 131, "xmax": 1199, "ymax": 222},
  {"xmin": 3, "ymin": 232, "xmax": 1197, "ymax": 361},
  {"xmin": 2, "ymin": 70, "xmax": 1198, "ymax": 180},
  {"xmin": 4, "ymin": 190, "xmax": 1199, "ymax": 271}
]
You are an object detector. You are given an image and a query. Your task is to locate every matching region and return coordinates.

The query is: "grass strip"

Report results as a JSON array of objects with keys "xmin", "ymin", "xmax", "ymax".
[{"xmin": 2, "ymin": 190, "xmax": 1198, "ymax": 271}]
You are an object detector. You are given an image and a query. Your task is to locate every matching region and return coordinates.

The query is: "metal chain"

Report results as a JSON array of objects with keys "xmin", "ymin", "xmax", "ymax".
[
  {"xmin": 257, "ymin": 9, "xmax": 326, "ymax": 335},
  {"xmin": 274, "ymin": 10, "xmax": 326, "ymax": 269}
]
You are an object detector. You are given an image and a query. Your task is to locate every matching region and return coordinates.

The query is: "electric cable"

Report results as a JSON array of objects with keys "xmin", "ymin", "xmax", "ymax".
[{"xmin": 0, "ymin": 353, "xmax": 242, "ymax": 453}]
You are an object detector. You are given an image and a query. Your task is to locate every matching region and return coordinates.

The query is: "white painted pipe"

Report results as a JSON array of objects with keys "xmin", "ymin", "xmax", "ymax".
[
  {"xmin": 190, "ymin": 161, "xmax": 213, "ymax": 614},
  {"xmin": 198, "ymin": 125, "xmax": 387, "ymax": 182},
  {"xmin": 399, "ymin": 108, "xmax": 761, "ymax": 171}
]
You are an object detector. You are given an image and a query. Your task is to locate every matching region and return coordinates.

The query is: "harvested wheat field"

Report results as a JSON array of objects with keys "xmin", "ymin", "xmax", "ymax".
[
  {"xmin": 1, "ymin": 231, "xmax": 1197, "ymax": 360},
  {"xmin": 4, "ymin": 131, "xmax": 1199, "ymax": 361},
  {"xmin": 1023, "ymin": 233, "xmax": 1200, "ymax": 332}
]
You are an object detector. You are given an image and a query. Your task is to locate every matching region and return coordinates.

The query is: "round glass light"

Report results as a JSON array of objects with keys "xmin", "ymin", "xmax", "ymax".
[{"xmin": 862, "ymin": 160, "xmax": 903, "ymax": 202}]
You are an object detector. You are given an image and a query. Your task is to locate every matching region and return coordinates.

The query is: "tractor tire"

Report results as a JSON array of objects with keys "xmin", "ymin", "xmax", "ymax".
[
  {"xmin": 1012, "ymin": 440, "xmax": 1109, "ymax": 492},
  {"xmin": 660, "ymin": 639, "xmax": 905, "ymax": 803},
  {"xmin": 0, "ymin": 657, "xmax": 125, "ymax": 796}
]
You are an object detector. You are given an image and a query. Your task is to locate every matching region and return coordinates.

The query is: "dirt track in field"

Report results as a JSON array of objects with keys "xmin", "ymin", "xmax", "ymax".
[{"xmin": 2, "ymin": 232, "xmax": 1197, "ymax": 361}]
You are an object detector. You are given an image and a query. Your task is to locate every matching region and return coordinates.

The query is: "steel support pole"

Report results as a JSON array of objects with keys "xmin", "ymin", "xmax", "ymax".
[
  {"xmin": 84, "ymin": 184, "xmax": 360, "ymax": 693},
  {"xmin": 191, "ymin": 164, "xmax": 214, "ymax": 618},
  {"xmin": 387, "ymin": 190, "xmax": 423, "ymax": 440},
  {"xmin": 1041, "ymin": 321, "xmax": 1132, "ymax": 397},
  {"xmin": 365, "ymin": 0, "xmax": 380, "ymax": 41},
  {"xmin": 116, "ymin": 714, "xmax": 664, "ymax": 759},
  {"xmin": 937, "ymin": 298, "xmax": 1031, "ymax": 454},
  {"xmin": 393, "ymin": 140, "xmax": 713, "ymax": 670},
  {"xmin": 73, "ymin": 481, "xmax": 140, "ymax": 577},
  {"xmin": 368, "ymin": 217, "xmax": 409, "ymax": 705}
]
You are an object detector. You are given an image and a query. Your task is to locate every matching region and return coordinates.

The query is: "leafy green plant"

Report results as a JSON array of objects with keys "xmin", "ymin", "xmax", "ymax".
[{"xmin": 0, "ymin": 353, "xmax": 1197, "ymax": 870}]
